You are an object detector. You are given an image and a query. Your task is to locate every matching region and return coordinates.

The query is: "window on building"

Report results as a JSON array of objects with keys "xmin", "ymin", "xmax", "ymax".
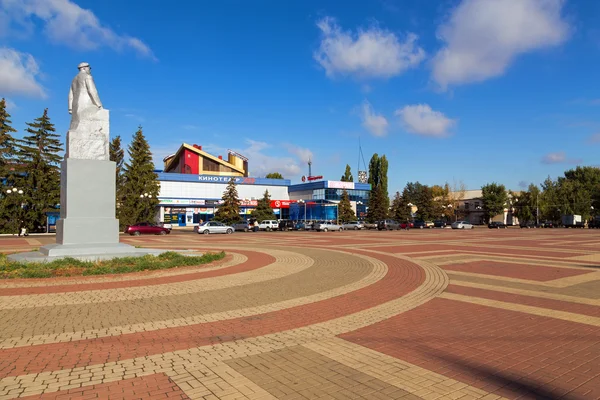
[{"xmin": 203, "ymin": 158, "xmax": 220, "ymax": 172}]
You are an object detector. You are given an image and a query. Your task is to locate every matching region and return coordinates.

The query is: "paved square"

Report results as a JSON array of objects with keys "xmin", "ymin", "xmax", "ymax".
[{"xmin": 1, "ymin": 228, "xmax": 599, "ymax": 399}]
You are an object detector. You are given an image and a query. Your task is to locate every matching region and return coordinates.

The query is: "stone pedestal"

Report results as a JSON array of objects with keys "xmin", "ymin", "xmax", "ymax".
[
  {"xmin": 37, "ymin": 158, "xmax": 132, "ymax": 257},
  {"xmin": 66, "ymin": 108, "xmax": 110, "ymax": 160}
]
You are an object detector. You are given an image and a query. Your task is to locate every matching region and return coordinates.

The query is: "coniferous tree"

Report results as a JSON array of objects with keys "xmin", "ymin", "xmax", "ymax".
[
  {"xmin": 18, "ymin": 109, "xmax": 63, "ymax": 231},
  {"xmin": 213, "ymin": 178, "xmax": 242, "ymax": 224},
  {"xmin": 390, "ymin": 191, "xmax": 411, "ymax": 222},
  {"xmin": 109, "ymin": 135, "xmax": 125, "ymax": 219},
  {"xmin": 338, "ymin": 189, "xmax": 356, "ymax": 222},
  {"xmin": 120, "ymin": 127, "xmax": 160, "ymax": 228},
  {"xmin": 367, "ymin": 154, "xmax": 389, "ymax": 222},
  {"xmin": 0, "ymin": 98, "xmax": 17, "ymax": 183},
  {"xmin": 341, "ymin": 164, "xmax": 353, "ymax": 182},
  {"xmin": 251, "ymin": 189, "xmax": 276, "ymax": 222},
  {"xmin": 0, "ymin": 99, "xmax": 18, "ymax": 233}
]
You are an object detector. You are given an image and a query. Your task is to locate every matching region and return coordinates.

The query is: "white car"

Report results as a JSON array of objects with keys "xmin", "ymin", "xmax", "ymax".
[
  {"xmin": 258, "ymin": 220, "xmax": 279, "ymax": 231},
  {"xmin": 196, "ymin": 221, "xmax": 234, "ymax": 235},
  {"xmin": 342, "ymin": 221, "xmax": 364, "ymax": 230},
  {"xmin": 451, "ymin": 221, "xmax": 474, "ymax": 230},
  {"xmin": 315, "ymin": 221, "xmax": 343, "ymax": 232}
]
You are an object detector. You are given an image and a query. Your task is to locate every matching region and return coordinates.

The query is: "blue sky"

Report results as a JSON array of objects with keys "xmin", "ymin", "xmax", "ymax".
[{"xmin": 1, "ymin": 0, "xmax": 600, "ymax": 194}]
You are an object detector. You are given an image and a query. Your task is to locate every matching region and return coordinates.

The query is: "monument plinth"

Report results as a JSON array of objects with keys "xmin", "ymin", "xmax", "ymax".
[{"xmin": 9, "ymin": 62, "xmax": 164, "ymax": 262}]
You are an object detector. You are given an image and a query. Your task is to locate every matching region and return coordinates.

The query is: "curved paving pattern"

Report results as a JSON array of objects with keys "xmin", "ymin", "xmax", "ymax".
[{"xmin": 0, "ymin": 228, "xmax": 599, "ymax": 399}]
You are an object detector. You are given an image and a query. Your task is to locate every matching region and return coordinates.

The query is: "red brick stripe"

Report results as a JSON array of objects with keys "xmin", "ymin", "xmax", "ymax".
[
  {"xmin": 0, "ymin": 250, "xmax": 272, "ymax": 296},
  {"xmin": 18, "ymin": 373, "xmax": 189, "ymax": 400},
  {"xmin": 0, "ymin": 250, "xmax": 425, "ymax": 378},
  {"xmin": 446, "ymin": 284, "xmax": 600, "ymax": 317},
  {"xmin": 340, "ymin": 298, "xmax": 600, "ymax": 399},
  {"xmin": 441, "ymin": 260, "xmax": 593, "ymax": 282}
]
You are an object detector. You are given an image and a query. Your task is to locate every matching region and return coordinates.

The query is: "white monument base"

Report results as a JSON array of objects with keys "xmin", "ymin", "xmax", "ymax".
[{"xmin": 7, "ymin": 158, "xmax": 165, "ymax": 262}]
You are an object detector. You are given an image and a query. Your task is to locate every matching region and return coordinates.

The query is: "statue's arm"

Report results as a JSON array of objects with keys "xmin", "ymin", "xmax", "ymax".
[
  {"xmin": 85, "ymin": 75, "xmax": 103, "ymax": 108},
  {"xmin": 68, "ymin": 86, "xmax": 73, "ymax": 114}
]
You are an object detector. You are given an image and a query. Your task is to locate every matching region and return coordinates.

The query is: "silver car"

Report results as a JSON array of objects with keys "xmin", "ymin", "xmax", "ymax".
[
  {"xmin": 451, "ymin": 221, "xmax": 474, "ymax": 230},
  {"xmin": 342, "ymin": 221, "xmax": 364, "ymax": 230},
  {"xmin": 196, "ymin": 221, "xmax": 234, "ymax": 235},
  {"xmin": 315, "ymin": 221, "xmax": 343, "ymax": 232}
]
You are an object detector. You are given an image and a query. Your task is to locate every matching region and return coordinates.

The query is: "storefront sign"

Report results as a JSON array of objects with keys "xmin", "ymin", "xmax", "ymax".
[
  {"xmin": 240, "ymin": 200, "xmax": 258, "ymax": 206},
  {"xmin": 269, "ymin": 200, "xmax": 296, "ymax": 209},
  {"xmin": 327, "ymin": 181, "xmax": 355, "ymax": 190},
  {"xmin": 160, "ymin": 198, "xmax": 206, "ymax": 205}
]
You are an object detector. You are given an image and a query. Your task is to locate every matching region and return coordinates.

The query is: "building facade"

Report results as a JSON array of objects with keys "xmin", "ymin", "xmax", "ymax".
[{"xmin": 156, "ymin": 144, "xmax": 371, "ymax": 226}]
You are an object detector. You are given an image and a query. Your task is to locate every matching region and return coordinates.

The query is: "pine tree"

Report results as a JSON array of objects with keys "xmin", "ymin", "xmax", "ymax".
[
  {"xmin": 0, "ymin": 98, "xmax": 17, "ymax": 182},
  {"xmin": 109, "ymin": 135, "xmax": 125, "ymax": 220},
  {"xmin": 390, "ymin": 191, "xmax": 411, "ymax": 221},
  {"xmin": 338, "ymin": 189, "xmax": 355, "ymax": 222},
  {"xmin": 213, "ymin": 178, "xmax": 242, "ymax": 224},
  {"xmin": 341, "ymin": 164, "xmax": 353, "ymax": 182},
  {"xmin": 367, "ymin": 185, "xmax": 388, "ymax": 222},
  {"xmin": 0, "ymin": 99, "xmax": 18, "ymax": 233},
  {"xmin": 120, "ymin": 127, "xmax": 160, "ymax": 228},
  {"xmin": 251, "ymin": 189, "xmax": 276, "ymax": 222},
  {"xmin": 17, "ymin": 109, "xmax": 63, "ymax": 231}
]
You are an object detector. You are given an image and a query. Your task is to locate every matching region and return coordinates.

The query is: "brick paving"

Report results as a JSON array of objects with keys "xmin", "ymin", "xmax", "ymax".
[{"xmin": 0, "ymin": 228, "xmax": 599, "ymax": 399}]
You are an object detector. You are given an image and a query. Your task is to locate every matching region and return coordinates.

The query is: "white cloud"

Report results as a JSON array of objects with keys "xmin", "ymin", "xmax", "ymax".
[
  {"xmin": 0, "ymin": 47, "xmax": 45, "ymax": 97},
  {"xmin": 395, "ymin": 104, "xmax": 455, "ymax": 137},
  {"xmin": 285, "ymin": 144, "xmax": 313, "ymax": 163},
  {"xmin": 314, "ymin": 16, "xmax": 425, "ymax": 79},
  {"xmin": 432, "ymin": 0, "xmax": 569, "ymax": 89},
  {"xmin": 0, "ymin": 0, "xmax": 155, "ymax": 59},
  {"xmin": 360, "ymin": 101, "xmax": 389, "ymax": 137},
  {"xmin": 542, "ymin": 151, "xmax": 566, "ymax": 164}
]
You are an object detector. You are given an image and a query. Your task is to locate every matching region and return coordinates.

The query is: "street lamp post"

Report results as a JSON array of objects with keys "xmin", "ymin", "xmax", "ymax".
[{"xmin": 298, "ymin": 199, "xmax": 306, "ymax": 223}]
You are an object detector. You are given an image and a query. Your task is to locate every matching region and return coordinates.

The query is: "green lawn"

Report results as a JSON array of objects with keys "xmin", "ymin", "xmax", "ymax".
[{"xmin": 0, "ymin": 251, "xmax": 226, "ymax": 279}]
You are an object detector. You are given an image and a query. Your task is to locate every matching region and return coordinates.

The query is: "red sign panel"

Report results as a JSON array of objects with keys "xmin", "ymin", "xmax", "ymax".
[
  {"xmin": 269, "ymin": 200, "xmax": 297, "ymax": 209},
  {"xmin": 307, "ymin": 175, "xmax": 323, "ymax": 181}
]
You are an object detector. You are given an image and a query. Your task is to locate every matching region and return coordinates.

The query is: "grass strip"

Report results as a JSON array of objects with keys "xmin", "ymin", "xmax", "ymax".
[{"xmin": 0, "ymin": 251, "xmax": 225, "ymax": 279}]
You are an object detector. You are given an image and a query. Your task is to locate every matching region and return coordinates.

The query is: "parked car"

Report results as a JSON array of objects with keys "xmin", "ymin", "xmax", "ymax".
[
  {"xmin": 378, "ymin": 220, "xmax": 400, "ymax": 230},
  {"xmin": 363, "ymin": 222, "xmax": 378, "ymax": 230},
  {"xmin": 125, "ymin": 222, "xmax": 170, "ymax": 236},
  {"xmin": 488, "ymin": 222, "xmax": 507, "ymax": 229},
  {"xmin": 414, "ymin": 220, "xmax": 434, "ymax": 229},
  {"xmin": 400, "ymin": 221, "xmax": 414, "ymax": 230},
  {"xmin": 258, "ymin": 220, "xmax": 279, "ymax": 231},
  {"xmin": 342, "ymin": 221, "xmax": 364, "ymax": 230},
  {"xmin": 278, "ymin": 219, "xmax": 295, "ymax": 231},
  {"xmin": 196, "ymin": 221, "xmax": 234, "ymax": 235},
  {"xmin": 451, "ymin": 221, "xmax": 474, "ymax": 230},
  {"xmin": 294, "ymin": 221, "xmax": 310, "ymax": 231},
  {"xmin": 520, "ymin": 222, "xmax": 539, "ymax": 229},
  {"xmin": 232, "ymin": 222, "xmax": 251, "ymax": 232},
  {"xmin": 315, "ymin": 221, "xmax": 343, "ymax": 232},
  {"xmin": 541, "ymin": 221, "xmax": 554, "ymax": 228},
  {"xmin": 433, "ymin": 220, "xmax": 447, "ymax": 228},
  {"xmin": 588, "ymin": 217, "xmax": 600, "ymax": 229}
]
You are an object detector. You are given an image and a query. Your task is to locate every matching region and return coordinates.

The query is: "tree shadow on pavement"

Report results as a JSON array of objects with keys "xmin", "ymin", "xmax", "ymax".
[{"xmin": 421, "ymin": 347, "xmax": 576, "ymax": 400}]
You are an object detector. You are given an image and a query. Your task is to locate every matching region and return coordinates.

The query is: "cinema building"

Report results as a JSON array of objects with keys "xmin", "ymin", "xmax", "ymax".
[{"xmin": 157, "ymin": 143, "xmax": 370, "ymax": 227}]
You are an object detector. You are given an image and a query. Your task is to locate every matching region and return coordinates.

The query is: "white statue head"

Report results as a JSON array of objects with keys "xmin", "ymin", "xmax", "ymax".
[{"xmin": 78, "ymin": 62, "xmax": 91, "ymax": 73}]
